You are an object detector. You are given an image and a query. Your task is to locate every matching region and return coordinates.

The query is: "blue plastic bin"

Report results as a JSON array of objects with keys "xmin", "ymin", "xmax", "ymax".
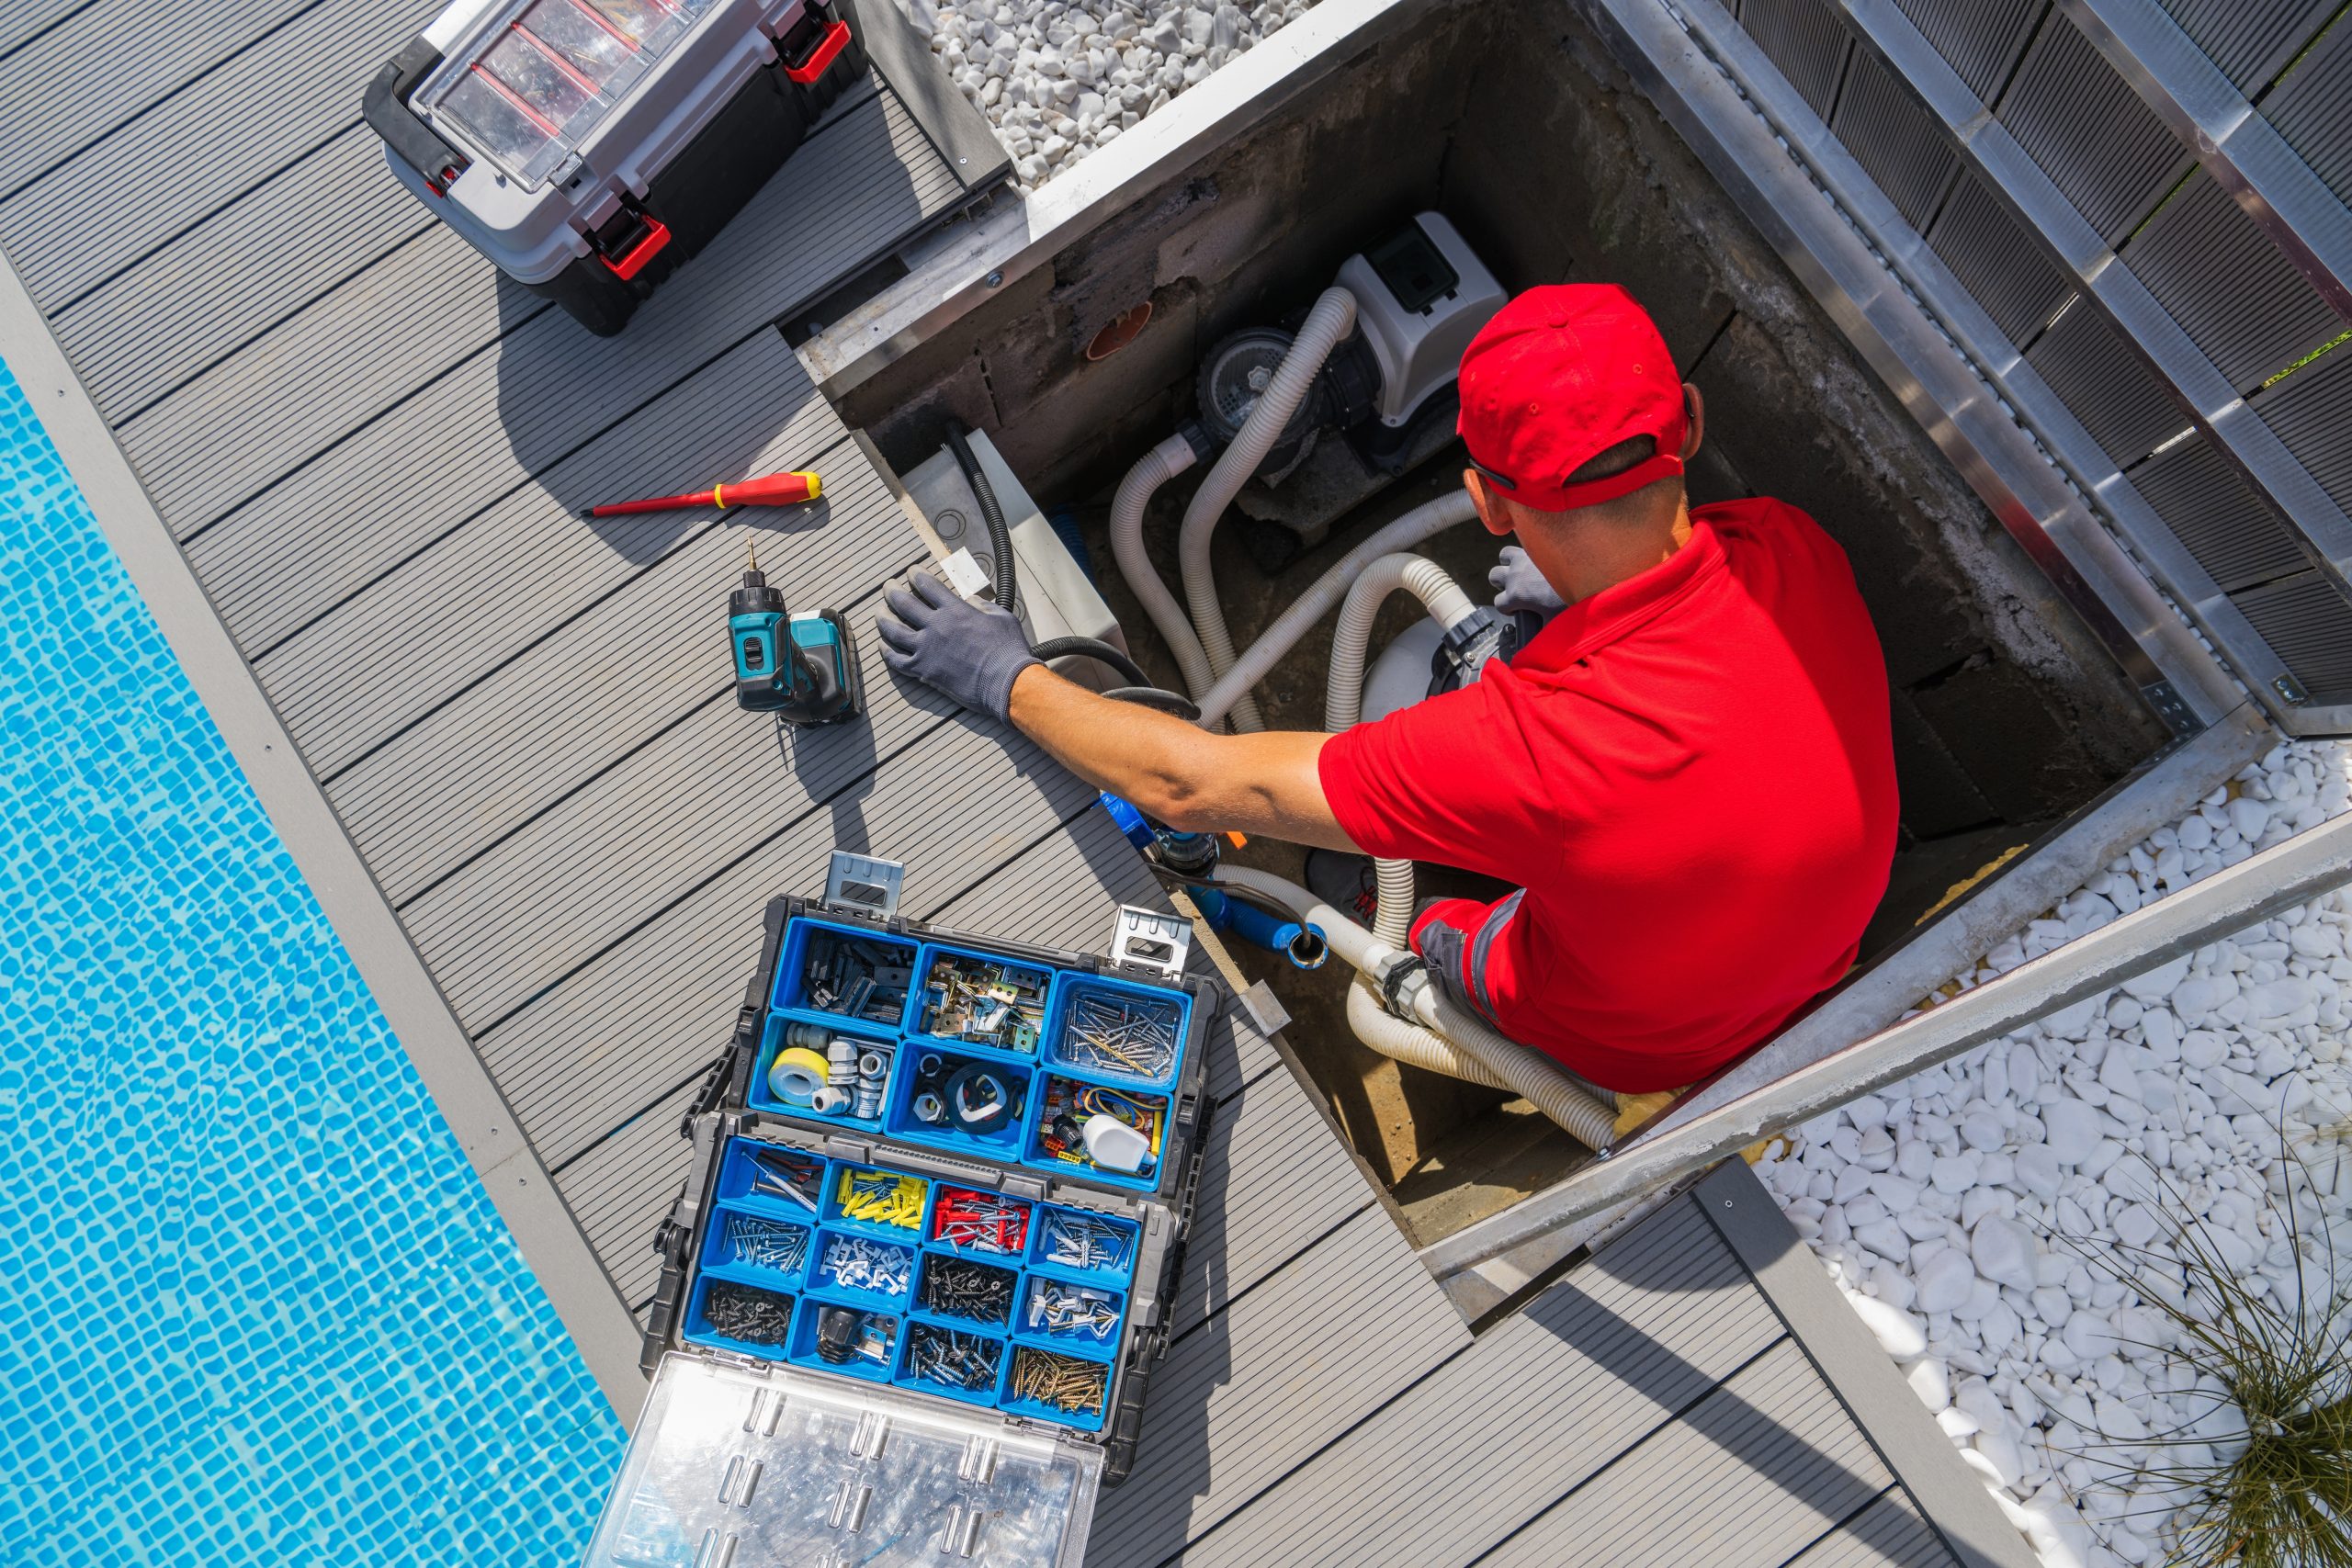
[
  {"xmin": 1041, "ymin": 971, "xmax": 1191, "ymax": 1089},
  {"xmin": 771, "ymin": 916, "xmax": 921, "ymax": 1028},
  {"xmin": 786, "ymin": 1293, "xmax": 900, "ymax": 1383},
  {"xmin": 906, "ymin": 941, "xmax": 1052, "ymax": 1054},
  {"xmin": 883, "ymin": 1046, "xmax": 1034, "ymax": 1158},
  {"xmin": 895, "ymin": 1322, "xmax": 1009, "ymax": 1409}
]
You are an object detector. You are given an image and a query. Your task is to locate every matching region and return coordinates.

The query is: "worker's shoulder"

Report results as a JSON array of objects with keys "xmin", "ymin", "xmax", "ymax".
[
  {"xmin": 1698, "ymin": 495, "xmax": 1861, "ymax": 586},
  {"xmin": 1692, "ymin": 493, "xmax": 1828, "ymax": 544}
]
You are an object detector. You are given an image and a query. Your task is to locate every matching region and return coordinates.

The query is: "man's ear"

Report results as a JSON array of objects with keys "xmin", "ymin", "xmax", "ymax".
[
  {"xmin": 1680, "ymin": 383, "xmax": 1705, "ymax": 462},
  {"xmin": 1464, "ymin": 469, "xmax": 1515, "ymax": 537}
]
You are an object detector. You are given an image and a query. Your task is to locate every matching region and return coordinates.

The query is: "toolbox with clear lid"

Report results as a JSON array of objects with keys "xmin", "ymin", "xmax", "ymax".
[
  {"xmin": 364, "ymin": 0, "xmax": 890, "ymax": 334},
  {"xmin": 596, "ymin": 855, "xmax": 1218, "ymax": 1565}
]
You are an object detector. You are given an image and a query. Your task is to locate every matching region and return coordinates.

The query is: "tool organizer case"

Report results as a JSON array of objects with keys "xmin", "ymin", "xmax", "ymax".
[{"xmin": 600, "ymin": 860, "xmax": 1217, "ymax": 1565}]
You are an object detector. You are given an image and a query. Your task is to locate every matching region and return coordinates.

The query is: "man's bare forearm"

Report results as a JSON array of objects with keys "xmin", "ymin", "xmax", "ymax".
[{"xmin": 1005, "ymin": 666, "xmax": 1358, "ymax": 851}]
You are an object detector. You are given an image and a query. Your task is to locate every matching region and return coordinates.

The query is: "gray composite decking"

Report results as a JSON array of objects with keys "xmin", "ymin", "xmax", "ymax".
[{"xmin": 0, "ymin": 5, "xmax": 2030, "ymax": 1562}]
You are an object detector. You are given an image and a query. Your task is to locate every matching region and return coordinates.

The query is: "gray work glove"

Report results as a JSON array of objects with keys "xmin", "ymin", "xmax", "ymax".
[
  {"xmin": 1488, "ymin": 545, "xmax": 1566, "ymax": 618},
  {"xmin": 876, "ymin": 570, "xmax": 1038, "ymax": 725}
]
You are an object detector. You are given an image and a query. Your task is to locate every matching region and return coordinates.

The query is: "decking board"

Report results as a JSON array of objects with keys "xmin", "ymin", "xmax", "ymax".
[{"xmin": 1175, "ymin": 1197, "xmax": 1790, "ymax": 1567}]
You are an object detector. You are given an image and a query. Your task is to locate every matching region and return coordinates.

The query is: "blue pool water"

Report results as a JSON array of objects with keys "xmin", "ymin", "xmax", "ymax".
[{"xmin": 0, "ymin": 360, "xmax": 625, "ymax": 1560}]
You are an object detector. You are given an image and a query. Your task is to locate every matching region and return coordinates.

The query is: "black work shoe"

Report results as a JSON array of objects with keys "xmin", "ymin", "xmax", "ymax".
[{"xmin": 1304, "ymin": 849, "xmax": 1379, "ymax": 925}]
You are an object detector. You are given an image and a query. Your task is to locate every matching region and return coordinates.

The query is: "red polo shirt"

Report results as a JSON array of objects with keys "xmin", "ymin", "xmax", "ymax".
[{"xmin": 1317, "ymin": 498, "xmax": 1898, "ymax": 1091}]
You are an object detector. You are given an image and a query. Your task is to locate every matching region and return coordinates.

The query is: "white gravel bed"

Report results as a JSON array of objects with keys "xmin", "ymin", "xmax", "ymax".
[
  {"xmin": 1755, "ymin": 739, "xmax": 2352, "ymax": 1567},
  {"xmin": 907, "ymin": 0, "xmax": 1314, "ymax": 189}
]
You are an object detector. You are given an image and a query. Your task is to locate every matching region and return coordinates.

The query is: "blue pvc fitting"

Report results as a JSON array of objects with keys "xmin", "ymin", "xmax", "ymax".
[
  {"xmin": 1194, "ymin": 888, "xmax": 1327, "ymax": 968},
  {"xmin": 1098, "ymin": 792, "xmax": 1158, "ymax": 854}
]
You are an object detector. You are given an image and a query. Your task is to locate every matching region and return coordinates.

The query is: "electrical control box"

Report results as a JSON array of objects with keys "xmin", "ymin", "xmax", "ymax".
[
  {"xmin": 1335, "ymin": 212, "xmax": 1508, "ymax": 429},
  {"xmin": 599, "ymin": 856, "xmax": 1219, "ymax": 1565},
  {"xmin": 365, "ymin": 0, "xmax": 868, "ymax": 334},
  {"xmin": 897, "ymin": 432, "xmax": 1130, "ymax": 691}
]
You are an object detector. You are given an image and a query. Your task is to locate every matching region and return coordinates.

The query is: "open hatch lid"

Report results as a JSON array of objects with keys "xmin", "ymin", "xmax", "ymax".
[{"xmin": 584, "ymin": 1353, "xmax": 1103, "ymax": 1568}]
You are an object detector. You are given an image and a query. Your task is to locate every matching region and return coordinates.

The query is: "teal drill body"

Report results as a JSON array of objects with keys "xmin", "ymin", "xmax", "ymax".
[{"xmin": 730, "ymin": 563, "xmax": 861, "ymax": 724}]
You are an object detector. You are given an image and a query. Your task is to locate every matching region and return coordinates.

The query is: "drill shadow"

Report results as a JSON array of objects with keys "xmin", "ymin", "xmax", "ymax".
[{"xmin": 775, "ymin": 655, "xmax": 880, "ymax": 852}]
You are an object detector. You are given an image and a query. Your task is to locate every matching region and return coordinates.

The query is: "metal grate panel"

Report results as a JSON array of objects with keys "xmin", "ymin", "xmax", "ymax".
[
  {"xmin": 2233, "ymin": 570, "xmax": 2352, "ymax": 703},
  {"xmin": 1926, "ymin": 173, "xmax": 2075, "ymax": 344},
  {"xmin": 1995, "ymin": 12, "xmax": 2195, "ymax": 242},
  {"xmin": 2024, "ymin": 298, "xmax": 2189, "ymax": 465},
  {"xmin": 1738, "ymin": 0, "xmax": 1854, "ymax": 118},
  {"xmin": 2131, "ymin": 434, "xmax": 2314, "ymax": 590},
  {"xmin": 2155, "ymin": 0, "xmax": 2335, "ymax": 93},
  {"xmin": 2263, "ymin": 17, "xmax": 2352, "ymax": 214},
  {"xmin": 2254, "ymin": 343, "xmax": 2352, "ymax": 529},
  {"xmin": 2119, "ymin": 168, "xmax": 2343, "ymax": 390},
  {"xmin": 1888, "ymin": 0, "xmax": 2045, "ymax": 102},
  {"xmin": 1830, "ymin": 43, "xmax": 1961, "ymax": 227}
]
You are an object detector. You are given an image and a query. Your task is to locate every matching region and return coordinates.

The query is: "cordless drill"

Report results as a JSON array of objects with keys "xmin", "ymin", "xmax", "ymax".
[{"xmin": 729, "ymin": 541, "xmax": 862, "ymax": 725}]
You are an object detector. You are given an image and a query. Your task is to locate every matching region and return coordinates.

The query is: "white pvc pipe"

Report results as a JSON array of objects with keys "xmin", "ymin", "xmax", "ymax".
[
  {"xmin": 1324, "ymin": 552, "xmax": 1476, "ymax": 950},
  {"xmin": 1179, "ymin": 287, "xmax": 1360, "ymax": 731},
  {"xmin": 1413, "ymin": 983, "xmax": 1621, "ymax": 1150},
  {"xmin": 1326, "ymin": 554, "xmax": 1476, "ymax": 733},
  {"xmin": 1207, "ymin": 866, "xmax": 1617, "ymax": 1146},
  {"xmin": 1107, "ymin": 432, "xmax": 1216, "ymax": 700},
  {"xmin": 1347, "ymin": 980, "xmax": 1515, "ymax": 1092},
  {"xmin": 1193, "ymin": 490, "xmax": 1479, "ymax": 729},
  {"xmin": 1208, "ymin": 863, "xmax": 1407, "ymax": 977}
]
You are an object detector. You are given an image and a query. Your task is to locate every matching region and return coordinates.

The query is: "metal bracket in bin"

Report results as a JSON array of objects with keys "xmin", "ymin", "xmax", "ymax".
[
  {"xmin": 1110, "ymin": 905, "xmax": 1190, "ymax": 978},
  {"xmin": 824, "ymin": 851, "xmax": 905, "ymax": 918}
]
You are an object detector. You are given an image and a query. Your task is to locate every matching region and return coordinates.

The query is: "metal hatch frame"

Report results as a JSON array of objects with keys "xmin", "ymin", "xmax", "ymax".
[{"xmin": 1588, "ymin": 0, "xmax": 2274, "ymax": 735}]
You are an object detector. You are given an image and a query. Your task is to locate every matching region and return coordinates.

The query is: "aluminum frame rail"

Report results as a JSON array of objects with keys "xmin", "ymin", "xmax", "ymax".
[
  {"xmin": 1420, "ymin": 804, "xmax": 2352, "ymax": 1281},
  {"xmin": 1589, "ymin": 0, "xmax": 2241, "ymax": 733},
  {"xmin": 2058, "ymin": 0, "xmax": 2352, "ymax": 327},
  {"xmin": 1822, "ymin": 0, "xmax": 2352, "ymax": 733}
]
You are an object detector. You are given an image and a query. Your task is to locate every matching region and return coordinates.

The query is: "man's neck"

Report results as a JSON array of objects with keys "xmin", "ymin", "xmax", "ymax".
[{"xmin": 1536, "ymin": 502, "xmax": 1695, "ymax": 606}]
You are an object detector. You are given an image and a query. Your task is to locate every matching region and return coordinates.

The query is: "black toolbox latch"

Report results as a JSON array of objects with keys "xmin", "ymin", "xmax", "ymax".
[
  {"xmin": 585, "ymin": 197, "xmax": 672, "ymax": 281},
  {"xmin": 775, "ymin": 1, "xmax": 853, "ymax": 84}
]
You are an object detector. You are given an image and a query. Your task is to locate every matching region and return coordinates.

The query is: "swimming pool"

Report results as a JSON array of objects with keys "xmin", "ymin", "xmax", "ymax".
[{"xmin": 0, "ymin": 357, "xmax": 625, "ymax": 1562}]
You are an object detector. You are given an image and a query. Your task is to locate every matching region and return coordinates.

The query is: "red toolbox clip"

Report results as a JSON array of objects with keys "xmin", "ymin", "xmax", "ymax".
[
  {"xmin": 588, "ymin": 202, "xmax": 673, "ymax": 281},
  {"xmin": 782, "ymin": 17, "xmax": 852, "ymax": 84}
]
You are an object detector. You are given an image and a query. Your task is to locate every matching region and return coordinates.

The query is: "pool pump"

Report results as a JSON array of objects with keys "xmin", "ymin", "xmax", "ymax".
[{"xmin": 1194, "ymin": 213, "xmax": 1506, "ymax": 485}]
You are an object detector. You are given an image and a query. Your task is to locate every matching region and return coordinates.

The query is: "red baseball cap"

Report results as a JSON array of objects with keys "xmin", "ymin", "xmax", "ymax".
[{"xmin": 1457, "ymin": 284, "xmax": 1687, "ymax": 513}]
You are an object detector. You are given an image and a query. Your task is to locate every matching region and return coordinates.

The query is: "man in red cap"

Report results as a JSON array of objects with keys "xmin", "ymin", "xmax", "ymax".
[{"xmin": 878, "ymin": 283, "xmax": 1898, "ymax": 1092}]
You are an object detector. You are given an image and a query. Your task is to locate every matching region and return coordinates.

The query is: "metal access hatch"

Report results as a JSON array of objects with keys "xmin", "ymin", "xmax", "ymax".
[{"xmin": 582, "ymin": 1354, "xmax": 1103, "ymax": 1567}]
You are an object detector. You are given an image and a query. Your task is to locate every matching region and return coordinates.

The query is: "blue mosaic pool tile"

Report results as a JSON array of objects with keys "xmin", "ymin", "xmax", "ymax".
[{"xmin": 0, "ymin": 357, "xmax": 626, "ymax": 1564}]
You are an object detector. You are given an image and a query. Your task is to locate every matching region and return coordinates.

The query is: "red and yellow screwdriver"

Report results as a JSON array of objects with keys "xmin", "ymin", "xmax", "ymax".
[{"xmin": 578, "ymin": 468, "xmax": 822, "ymax": 518}]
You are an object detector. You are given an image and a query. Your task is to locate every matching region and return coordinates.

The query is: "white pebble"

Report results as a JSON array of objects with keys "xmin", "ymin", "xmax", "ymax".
[
  {"xmin": 1917, "ymin": 1249, "xmax": 1976, "ymax": 1314},
  {"xmin": 1971, "ymin": 1215, "xmax": 2039, "ymax": 1291},
  {"xmin": 1905, "ymin": 1357, "xmax": 1951, "ymax": 1410},
  {"xmin": 1843, "ymin": 1291, "xmax": 1928, "ymax": 1359},
  {"xmin": 2041, "ymin": 1097, "xmax": 2114, "ymax": 1163}
]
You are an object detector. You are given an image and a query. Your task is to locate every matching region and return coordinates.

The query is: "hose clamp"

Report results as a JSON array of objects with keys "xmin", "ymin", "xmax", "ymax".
[{"xmin": 1379, "ymin": 956, "xmax": 1427, "ymax": 1017}]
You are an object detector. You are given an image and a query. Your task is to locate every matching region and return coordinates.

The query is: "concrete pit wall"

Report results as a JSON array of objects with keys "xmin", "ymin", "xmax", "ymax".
[{"xmin": 838, "ymin": 0, "xmax": 2177, "ymax": 1196}]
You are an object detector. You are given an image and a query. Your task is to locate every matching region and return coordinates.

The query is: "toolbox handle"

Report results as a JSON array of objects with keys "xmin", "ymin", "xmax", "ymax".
[
  {"xmin": 783, "ymin": 18, "xmax": 853, "ymax": 84},
  {"xmin": 363, "ymin": 36, "xmax": 471, "ymax": 196}
]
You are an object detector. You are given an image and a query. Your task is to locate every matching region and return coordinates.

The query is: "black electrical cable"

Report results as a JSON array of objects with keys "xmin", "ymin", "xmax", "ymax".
[
  {"xmin": 945, "ymin": 423, "xmax": 1017, "ymax": 617},
  {"xmin": 1027, "ymin": 635, "xmax": 1152, "ymax": 688},
  {"xmin": 1100, "ymin": 685, "xmax": 1202, "ymax": 719}
]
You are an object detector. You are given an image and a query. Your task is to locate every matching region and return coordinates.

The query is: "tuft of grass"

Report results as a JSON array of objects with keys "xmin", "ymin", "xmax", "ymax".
[{"xmin": 2052, "ymin": 1121, "xmax": 2352, "ymax": 1567}]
